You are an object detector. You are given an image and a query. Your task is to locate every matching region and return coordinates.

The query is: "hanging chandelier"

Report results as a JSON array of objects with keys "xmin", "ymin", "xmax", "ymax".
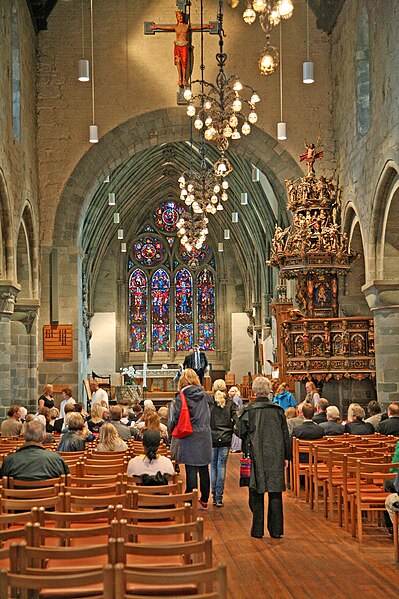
[
  {"xmin": 243, "ymin": 0, "xmax": 294, "ymax": 76},
  {"xmin": 184, "ymin": 0, "xmax": 260, "ymax": 153},
  {"xmin": 176, "ymin": 213, "xmax": 209, "ymax": 252},
  {"xmin": 178, "ymin": 167, "xmax": 229, "ymax": 215}
]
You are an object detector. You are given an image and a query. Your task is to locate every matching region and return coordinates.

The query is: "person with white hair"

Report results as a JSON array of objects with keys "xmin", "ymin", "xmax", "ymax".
[
  {"xmin": 319, "ymin": 406, "xmax": 345, "ymax": 436},
  {"xmin": 235, "ymin": 376, "xmax": 291, "ymax": 539},
  {"xmin": 344, "ymin": 403, "xmax": 375, "ymax": 435}
]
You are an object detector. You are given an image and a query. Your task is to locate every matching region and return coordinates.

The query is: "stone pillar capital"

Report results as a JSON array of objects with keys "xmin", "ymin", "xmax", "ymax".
[
  {"xmin": 0, "ymin": 282, "xmax": 21, "ymax": 316},
  {"xmin": 362, "ymin": 279, "xmax": 399, "ymax": 313},
  {"xmin": 12, "ymin": 299, "xmax": 40, "ymax": 333}
]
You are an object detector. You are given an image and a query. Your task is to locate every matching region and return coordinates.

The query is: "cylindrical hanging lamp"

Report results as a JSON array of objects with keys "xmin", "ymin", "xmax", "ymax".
[
  {"xmin": 303, "ymin": 1, "xmax": 314, "ymax": 84},
  {"xmin": 241, "ymin": 192, "xmax": 248, "ymax": 205},
  {"xmin": 117, "ymin": 229, "xmax": 124, "ymax": 240},
  {"xmin": 224, "ymin": 229, "xmax": 230, "ymax": 240},
  {"xmin": 89, "ymin": 124, "xmax": 98, "ymax": 143},
  {"xmin": 277, "ymin": 21, "xmax": 287, "ymax": 141},
  {"xmin": 252, "ymin": 167, "xmax": 260, "ymax": 182},
  {"xmin": 113, "ymin": 213, "xmax": 120, "ymax": 224},
  {"xmin": 108, "ymin": 193, "xmax": 116, "ymax": 206},
  {"xmin": 218, "ymin": 242, "xmax": 224, "ymax": 252},
  {"xmin": 78, "ymin": 59, "xmax": 90, "ymax": 82},
  {"xmin": 121, "ymin": 242, "xmax": 127, "ymax": 253},
  {"xmin": 232, "ymin": 212, "xmax": 239, "ymax": 223}
]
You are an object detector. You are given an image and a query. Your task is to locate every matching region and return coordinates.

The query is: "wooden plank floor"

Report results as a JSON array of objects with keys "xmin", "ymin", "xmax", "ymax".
[{"xmin": 198, "ymin": 453, "xmax": 399, "ymax": 599}]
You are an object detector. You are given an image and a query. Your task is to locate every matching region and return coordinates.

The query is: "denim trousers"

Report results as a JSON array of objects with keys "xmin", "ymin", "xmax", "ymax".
[{"xmin": 211, "ymin": 446, "xmax": 230, "ymax": 502}]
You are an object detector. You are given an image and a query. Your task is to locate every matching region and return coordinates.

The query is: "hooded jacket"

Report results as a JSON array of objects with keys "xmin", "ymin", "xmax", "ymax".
[
  {"xmin": 209, "ymin": 396, "xmax": 238, "ymax": 447},
  {"xmin": 274, "ymin": 390, "xmax": 297, "ymax": 411}
]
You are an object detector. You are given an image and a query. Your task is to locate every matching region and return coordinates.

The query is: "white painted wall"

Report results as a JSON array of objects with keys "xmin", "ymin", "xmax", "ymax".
[
  {"xmin": 88, "ymin": 312, "xmax": 120, "ymax": 386},
  {"xmin": 229, "ymin": 313, "xmax": 254, "ymax": 382}
]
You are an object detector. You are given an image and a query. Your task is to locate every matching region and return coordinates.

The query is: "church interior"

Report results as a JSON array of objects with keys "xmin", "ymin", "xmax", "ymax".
[{"xmin": 1, "ymin": 0, "xmax": 399, "ymax": 596}]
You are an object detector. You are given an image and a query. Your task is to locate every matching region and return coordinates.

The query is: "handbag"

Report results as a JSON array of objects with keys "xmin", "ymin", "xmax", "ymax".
[
  {"xmin": 172, "ymin": 391, "xmax": 193, "ymax": 439},
  {"xmin": 240, "ymin": 456, "xmax": 252, "ymax": 479}
]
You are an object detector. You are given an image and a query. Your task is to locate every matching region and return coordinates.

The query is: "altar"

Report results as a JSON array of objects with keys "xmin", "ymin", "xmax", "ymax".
[{"xmin": 123, "ymin": 367, "xmax": 180, "ymax": 393}]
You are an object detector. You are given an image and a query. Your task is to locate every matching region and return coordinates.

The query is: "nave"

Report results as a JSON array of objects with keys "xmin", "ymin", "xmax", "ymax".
[{"xmin": 206, "ymin": 454, "xmax": 399, "ymax": 599}]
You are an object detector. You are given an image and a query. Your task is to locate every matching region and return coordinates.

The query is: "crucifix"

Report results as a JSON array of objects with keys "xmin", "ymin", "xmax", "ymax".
[{"xmin": 144, "ymin": 2, "xmax": 218, "ymax": 104}]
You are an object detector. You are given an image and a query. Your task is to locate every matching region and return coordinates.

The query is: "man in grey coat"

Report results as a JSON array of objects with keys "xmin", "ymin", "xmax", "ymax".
[{"xmin": 235, "ymin": 377, "xmax": 291, "ymax": 539}]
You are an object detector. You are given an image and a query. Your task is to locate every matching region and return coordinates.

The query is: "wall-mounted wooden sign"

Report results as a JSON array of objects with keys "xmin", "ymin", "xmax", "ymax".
[{"xmin": 43, "ymin": 324, "xmax": 73, "ymax": 360}]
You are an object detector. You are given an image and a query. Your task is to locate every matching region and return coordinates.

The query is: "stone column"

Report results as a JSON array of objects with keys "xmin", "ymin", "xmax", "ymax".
[
  {"xmin": 11, "ymin": 301, "xmax": 40, "ymax": 411},
  {"xmin": 0, "ymin": 282, "xmax": 21, "ymax": 416},
  {"xmin": 363, "ymin": 280, "xmax": 399, "ymax": 409}
]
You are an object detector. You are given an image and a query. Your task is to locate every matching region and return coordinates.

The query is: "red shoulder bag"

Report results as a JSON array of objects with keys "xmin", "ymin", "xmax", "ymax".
[{"xmin": 172, "ymin": 390, "xmax": 193, "ymax": 439}]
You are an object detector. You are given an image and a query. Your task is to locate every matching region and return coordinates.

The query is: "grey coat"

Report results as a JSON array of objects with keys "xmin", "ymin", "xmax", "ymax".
[
  {"xmin": 171, "ymin": 385, "xmax": 212, "ymax": 466},
  {"xmin": 235, "ymin": 397, "xmax": 291, "ymax": 493}
]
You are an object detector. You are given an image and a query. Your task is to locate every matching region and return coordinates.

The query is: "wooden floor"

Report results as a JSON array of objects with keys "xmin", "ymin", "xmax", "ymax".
[{"xmin": 200, "ymin": 453, "xmax": 399, "ymax": 599}]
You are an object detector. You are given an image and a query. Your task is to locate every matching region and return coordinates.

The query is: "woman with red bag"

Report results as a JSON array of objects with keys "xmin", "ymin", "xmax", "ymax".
[{"xmin": 169, "ymin": 368, "xmax": 212, "ymax": 511}]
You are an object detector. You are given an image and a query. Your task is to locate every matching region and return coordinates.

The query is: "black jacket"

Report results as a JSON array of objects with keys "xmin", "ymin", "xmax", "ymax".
[
  {"xmin": 376, "ymin": 416, "xmax": 399, "ymax": 436},
  {"xmin": 344, "ymin": 419, "xmax": 375, "ymax": 435},
  {"xmin": 292, "ymin": 420, "xmax": 325, "ymax": 440},
  {"xmin": 209, "ymin": 397, "xmax": 238, "ymax": 447},
  {"xmin": 57, "ymin": 431, "xmax": 85, "ymax": 452},
  {"xmin": 313, "ymin": 412, "xmax": 327, "ymax": 424},
  {"xmin": 320, "ymin": 420, "xmax": 345, "ymax": 436}
]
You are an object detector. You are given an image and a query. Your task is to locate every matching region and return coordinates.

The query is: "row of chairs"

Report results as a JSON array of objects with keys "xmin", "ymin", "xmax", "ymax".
[{"xmin": 291, "ymin": 433, "xmax": 399, "ymax": 561}]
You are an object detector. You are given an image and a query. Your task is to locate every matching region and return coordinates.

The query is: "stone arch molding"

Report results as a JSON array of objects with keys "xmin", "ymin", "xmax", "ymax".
[{"xmin": 53, "ymin": 107, "xmax": 302, "ymax": 248}]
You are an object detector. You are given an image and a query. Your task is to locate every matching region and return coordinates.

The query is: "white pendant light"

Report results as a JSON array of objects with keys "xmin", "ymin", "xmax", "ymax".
[
  {"xmin": 117, "ymin": 229, "xmax": 124, "ymax": 240},
  {"xmin": 241, "ymin": 192, "xmax": 248, "ymax": 205},
  {"xmin": 108, "ymin": 192, "xmax": 116, "ymax": 206},
  {"xmin": 224, "ymin": 229, "xmax": 230, "ymax": 240},
  {"xmin": 78, "ymin": 59, "xmax": 89, "ymax": 82},
  {"xmin": 113, "ymin": 213, "xmax": 120, "ymax": 224},
  {"xmin": 277, "ymin": 21, "xmax": 287, "ymax": 141},
  {"xmin": 232, "ymin": 212, "xmax": 239, "ymax": 223},
  {"xmin": 218, "ymin": 242, "xmax": 224, "ymax": 252},
  {"xmin": 121, "ymin": 242, "xmax": 127, "ymax": 253},
  {"xmin": 303, "ymin": 1, "xmax": 314, "ymax": 84},
  {"xmin": 252, "ymin": 167, "xmax": 260, "ymax": 182},
  {"xmin": 89, "ymin": 124, "xmax": 98, "ymax": 143}
]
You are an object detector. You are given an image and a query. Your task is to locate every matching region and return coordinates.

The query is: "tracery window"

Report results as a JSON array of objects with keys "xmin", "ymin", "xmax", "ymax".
[
  {"xmin": 11, "ymin": 4, "xmax": 21, "ymax": 140},
  {"xmin": 356, "ymin": 8, "xmax": 371, "ymax": 138},
  {"xmin": 128, "ymin": 201, "xmax": 216, "ymax": 352}
]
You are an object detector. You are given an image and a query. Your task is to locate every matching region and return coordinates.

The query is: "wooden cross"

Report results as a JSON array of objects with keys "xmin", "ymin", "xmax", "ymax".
[{"xmin": 144, "ymin": 2, "xmax": 218, "ymax": 104}]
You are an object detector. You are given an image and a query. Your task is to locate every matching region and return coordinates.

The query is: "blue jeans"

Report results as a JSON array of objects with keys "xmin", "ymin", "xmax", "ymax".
[{"xmin": 211, "ymin": 447, "xmax": 230, "ymax": 503}]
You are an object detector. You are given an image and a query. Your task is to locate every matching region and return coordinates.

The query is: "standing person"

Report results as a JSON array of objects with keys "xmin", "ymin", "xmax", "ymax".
[
  {"xmin": 59, "ymin": 387, "xmax": 76, "ymax": 418},
  {"xmin": 38, "ymin": 384, "xmax": 55, "ymax": 410},
  {"xmin": 90, "ymin": 381, "xmax": 109, "ymax": 407},
  {"xmin": 274, "ymin": 382, "xmax": 297, "ymax": 411},
  {"xmin": 209, "ymin": 379, "xmax": 237, "ymax": 507},
  {"xmin": 183, "ymin": 344, "xmax": 209, "ymax": 385},
  {"xmin": 170, "ymin": 368, "xmax": 212, "ymax": 510},
  {"xmin": 235, "ymin": 377, "xmax": 291, "ymax": 539},
  {"xmin": 229, "ymin": 386, "xmax": 243, "ymax": 453}
]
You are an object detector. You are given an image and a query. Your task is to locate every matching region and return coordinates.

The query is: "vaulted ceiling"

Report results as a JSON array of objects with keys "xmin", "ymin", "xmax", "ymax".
[{"xmin": 26, "ymin": 0, "xmax": 347, "ymax": 34}]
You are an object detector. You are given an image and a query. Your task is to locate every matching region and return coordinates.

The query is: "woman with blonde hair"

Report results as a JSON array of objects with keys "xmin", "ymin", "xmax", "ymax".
[
  {"xmin": 38, "ymin": 384, "xmax": 54, "ymax": 410},
  {"xmin": 170, "ymin": 368, "xmax": 212, "ymax": 510},
  {"xmin": 88, "ymin": 403, "xmax": 106, "ymax": 434},
  {"xmin": 274, "ymin": 382, "xmax": 297, "ymax": 411},
  {"xmin": 209, "ymin": 379, "xmax": 238, "ymax": 507},
  {"xmin": 97, "ymin": 422, "xmax": 127, "ymax": 452},
  {"xmin": 304, "ymin": 381, "xmax": 320, "ymax": 405},
  {"xmin": 134, "ymin": 411, "xmax": 168, "ymax": 444}
]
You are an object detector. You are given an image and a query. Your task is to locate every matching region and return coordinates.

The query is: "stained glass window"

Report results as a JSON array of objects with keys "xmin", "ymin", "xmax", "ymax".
[
  {"xmin": 152, "ymin": 269, "xmax": 170, "ymax": 351},
  {"xmin": 197, "ymin": 269, "xmax": 215, "ymax": 350},
  {"xmin": 129, "ymin": 269, "xmax": 147, "ymax": 351},
  {"xmin": 179, "ymin": 243, "xmax": 211, "ymax": 268},
  {"xmin": 175, "ymin": 269, "xmax": 193, "ymax": 351},
  {"xmin": 134, "ymin": 237, "xmax": 165, "ymax": 266},
  {"xmin": 154, "ymin": 201, "xmax": 186, "ymax": 233}
]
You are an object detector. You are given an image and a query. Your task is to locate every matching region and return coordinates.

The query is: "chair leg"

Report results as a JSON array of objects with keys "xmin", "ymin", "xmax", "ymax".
[
  {"xmin": 323, "ymin": 482, "xmax": 328, "ymax": 520},
  {"xmin": 350, "ymin": 495, "xmax": 356, "ymax": 538},
  {"xmin": 394, "ymin": 511, "xmax": 399, "ymax": 564},
  {"xmin": 356, "ymin": 501, "xmax": 363, "ymax": 543},
  {"xmin": 337, "ymin": 488, "xmax": 342, "ymax": 527},
  {"xmin": 309, "ymin": 474, "xmax": 314, "ymax": 510}
]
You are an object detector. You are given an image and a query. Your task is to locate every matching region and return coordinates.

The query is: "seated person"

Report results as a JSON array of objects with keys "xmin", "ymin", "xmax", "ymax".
[
  {"xmin": 57, "ymin": 412, "xmax": 86, "ymax": 452},
  {"xmin": 319, "ymin": 406, "xmax": 345, "ymax": 436},
  {"xmin": 134, "ymin": 411, "xmax": 169, "ymax": 445},
  {"xmin": 292, "ymin": 403, "xmax": 325, "ymax": 440},
  {"xmin": 385, "ymin": 471, "xmax": 399, "ymax": 536},
  {"xmin": 0, "ymin": 420, "xmax": 69, "ymax": 479},
  {"xmin": 376, "ymin": 403, "xmax": 399, "ymax": 435},
  {"xmin": 1, "ymin": 405, "xmax": 23, "ymax": 437},
  {"xmin": 344, "ymin": 403, "xmax": 375, "ymax": 435},
  {"xmin": 87, "ymin": 403, "xmax": 106, "ymax": 434},
  {"xmin": 287, "ymin": 402, "xmax": 305, "ymax": 436},
  {"xmin": 97, "ymin": 422, "xmax": 127, "ymax": 452},
  {"xmin": 312, "ymin": 398, "xmax": 329, "ymax": 424},
  {"xmin": 129, "ymin": 403, "xmax": 143, "ymax": 424},
  {"xmin": 127, "ymin": 429, "xmax": 174, "ymax": 481},
  {"xmin": 109, "ymin": 405, "xmax": 132, "ymax": 441},
  {"xmin": 365, "ymin": 400, "xmax": 383, "ymax": 428},
  {"xmin": 53, "ymin": 402, "xmax": 76, "ymax": 434}
]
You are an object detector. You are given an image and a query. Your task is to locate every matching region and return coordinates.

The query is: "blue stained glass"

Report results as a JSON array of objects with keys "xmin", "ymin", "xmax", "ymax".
[
  {"xmin": 129, "ymin": 269, "xmax": 148, "ymax": 352},
  {"xmin": 176, "ymin": 324, "xmax": 193, "ymax": 351},
  {"xmin": 128, "ymin": 258, "xmax": 134, "ymax": 270},
  {"xmin": 198, "ymin": 323, "xmax": 215, "ymax": 350},
  {"xmin": 175, "ymin": 268, "xmax": 193, "ymax": 351},
  {"xmin": 144, "ymin": 225, "xmax": 155, "ymax": 232},
  {"xmin": 134, "ymin": 237, "xmax": 165, "ymax": 266},
  {"xmin": 197, "ymin": 268, "xmax": 215, "ymax": 350},
  {"xmin": 154, "ymin": 201, "xmax": 186, "ymax": 233}
]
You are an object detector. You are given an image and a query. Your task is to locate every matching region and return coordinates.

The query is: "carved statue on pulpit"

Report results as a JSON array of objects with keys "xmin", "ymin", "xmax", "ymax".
[{"xmin": 300, "ymin": 140, "xmax": 324, "ymax": 176}]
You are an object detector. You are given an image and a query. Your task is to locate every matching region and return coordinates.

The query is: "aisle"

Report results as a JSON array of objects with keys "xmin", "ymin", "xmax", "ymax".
[{"xmin": 198, "ymin": 453, "xmax": 399, "ymax": 599}]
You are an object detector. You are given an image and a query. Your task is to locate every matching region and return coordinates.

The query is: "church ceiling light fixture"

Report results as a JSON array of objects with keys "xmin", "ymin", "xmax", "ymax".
[
  {"xmin": 88, "ymin": 0, "xmax": 98, "ymax": 143},
  {"xmin": 277, "ymin": 20, "xmax": 287, "ymax": 140},
  {"xmin": 78, "ymin": 0, "xmax": 89, "ymax": 81},
  {"xmin": 184, "ymin": 0, "xmax": 260, "ymax": 153},
  {"xmin": 303, "ymin": 0, "xmax": 314, "ymax": 83}
]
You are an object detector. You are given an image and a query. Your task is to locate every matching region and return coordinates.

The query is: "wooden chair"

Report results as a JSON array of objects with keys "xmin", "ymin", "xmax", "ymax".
[
  {"xmin": 0, "ymin": 494, "xmax": 64, "ymax": 515},
  {"xmin": 114, "ymin": 562, "xmax": 227, "ymax": 599},
  {"xmin": 24, "ymin": 520, "xmax": 120, "ymax": 548},
  {"xmin": 76, "ymin": 462, "xmax": 127, "ymax": 478},
  {"xmin": 2, "ymin": 475, "xmax": 70, "ymax": 489},
  {"xmin": 119, "ymin": 516, "xmax": 204, "ymax": 544},
  {"xmin": 0, "ymin": 512, "xmax": 33, "ymax": 546},
  {"xmin": 69, "ymin": 474, "xmax": 125, "ymax": 488},
  {"xmin": 126, "ymin": 478, "xmax": 182, "ymax": 494},
  {"xmin": 130, "ymin": 489, "xmax": 199, "ymax": 520},
  {"xmin": 114, "ymin": 503, "xmax": 192, "ymax": 526},
  {"xmin": 64, "ymin": 490, "xmax": 129, "ymax": 511},
  {"xmin": 0, "ymin": 563, "xmax": 114, "ymax": 599}
]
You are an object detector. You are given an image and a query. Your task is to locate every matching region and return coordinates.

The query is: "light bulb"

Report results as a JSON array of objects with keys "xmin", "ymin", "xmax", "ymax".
[
  {"xmin": 232, "ymin": 98, "xmax": 242, "ymax": 112},
  {"xmin": 221, "ymin": 192, "xmax": 228, "ymax": 201},
  {"xmin": 183, "ymin": 88, "xmax": 192, "ymax": 100},
  {"xmin": 180, "ymin": 188, "xmax": 188, "ymax": 196},
  {"xmin": 229, "ymin": 115, "xmax": 238, "ymax": 128},
  {"xmin": 186, "ymin": 104, "xmax": 196, "ymax": 117},
  {"xmin": 205, "ymin": 117, "xmax": 213, "ymax": 127},
  {"xmin": 243, "ymin": 7, "xmax": 256, "ymax": 24},
  {"xmin": 187, "ymin": 183, "xmax": 194, "ymax": 192},
  {"xmin": 248, "ymin": 112, "xmax": 258, "ymax": 124},
  {"xmin": 180, "ymin": 227, "xmax": 186, "ymax": 234},
  {"xmin": 253, "ymin": 0, "xmax": 267, "ymax": 12},
  {"xmin": 194, "ymin": 117, "xmax": 203, "ymax": 130},
  {"xmin": 250, "ymin": 93, "xmax": 260, "ymax": 104},
  {"xmin": 242, "ymin": 122, "xmax": 251, "ymax": 135},
  {"xmin": 78, "ymin": 59, "xmax": 89, "ymax": 82},
  {"xmin": 195, "ymin": 241, "xmax": 203, "ymax": 249},
  {"xmin": 223, "ymin": 126, "xmax": 233, "ymax": 138},
  {"xmin": 204, "ymin": 128, "xmax": 214, "ymax": 140},
  {"xmin": 259, "ymin": 45, "xmax": 279, "ymax": 75},
  {"xmin": 233, "ymin": 80, "xmax": 243, "ymax": 91},
  {"xmin": 232, "ymin": 130, "xmax": 241, "ymax": 140},
  {"xmin": 211, "ymin": 195, "xmax": 218, "ymax": 204},
  {"xmin": 182, "ymin": 235, "xmax": 188, "ymax": 243},
  {"xmin": 270, "ymin": 8, "xmax": 281, "ymax": 26},
  {"xmin": 217, "ymin": 163, "xmax": 227, "ymax": 174},
  {"xmin": 206, "ymin": 203, "xmax": 213, "ymax": 212},
  {"xmin": 217, "ymin": 203, "xmax": 224, "ymax": 211},
  {"xmin": 178, "ymin": 175, "xmax": 185, "ymax": 184},
  {"xmin": 186, "ymin": 244, "xmax": 192, "ymax": 252},
  {"xmin": 277, "ymin": 0, "xmax": 294, "ymax": 19},
  {"xmin": 204, "ymin": 100, "xmax": 212, "ymax": 110},
  {"xmin": 211, "ymin": 206, "xmax": 217, "ymax": 214}
]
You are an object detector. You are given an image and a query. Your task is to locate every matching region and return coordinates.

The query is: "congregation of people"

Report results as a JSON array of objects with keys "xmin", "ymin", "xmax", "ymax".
[{"xmin": 2, "ymin": 375, "xmax": 399, "ymax": 545}]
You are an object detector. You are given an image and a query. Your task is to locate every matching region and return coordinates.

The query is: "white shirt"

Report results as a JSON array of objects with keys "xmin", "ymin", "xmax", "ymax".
[
  {"xmin": 60, "ymin": 397, "xmax": 76, "ymax": 419},
  {"xmin": 127, "ymin": 455, "xmax": 175, "ymax": 477},
  {"xmin": 91, "ymin": 388, "xmax": 109, "ymax": 406}
]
